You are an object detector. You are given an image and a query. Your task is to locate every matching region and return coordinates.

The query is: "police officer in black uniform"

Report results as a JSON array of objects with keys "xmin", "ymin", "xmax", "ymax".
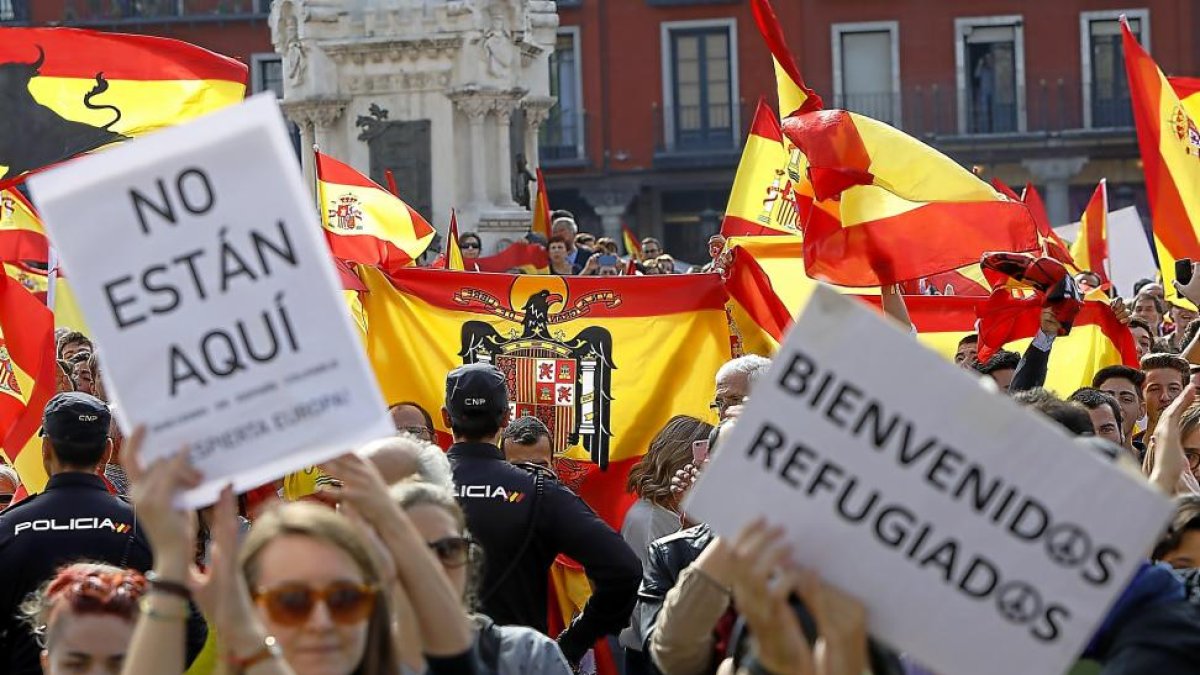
[
  {"xmin": 444, "ymin": 363, "xmax": 641, "ymax": 667},
  {"xmin": 0, "ymin": 392, "xmax": 204, "ymax": 673}
]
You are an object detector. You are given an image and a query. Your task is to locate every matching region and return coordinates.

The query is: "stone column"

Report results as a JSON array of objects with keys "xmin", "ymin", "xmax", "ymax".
[
  {"xmin": 521, "ymin": 95, "xmax": 556, "ymax": 169},
  {"xmin": 582, "ymin": 184, "xmax": 639, "ymax": 240},
  {"xmin": 494, "ymin": 101, "xmax": 519, "ymax": 207},
  {"xmin": 450, "ymin": 92, "xmax": 491, "ymax": 207},
  {"xmin": 1022, "ymin": 157, "xmax": 1088, "ymax": 226},
  {"xmin": 280, "ymin": 98, "xmax": 348, "ymax": 199}
]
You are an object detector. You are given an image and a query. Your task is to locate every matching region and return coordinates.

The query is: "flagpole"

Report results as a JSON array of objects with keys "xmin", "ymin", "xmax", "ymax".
[
  {"xmin": 311, "ymin": 143, "xmax": 321, "ymax": 213},
  {"xmin": 45, "ymin": 246, "xmax": 58, "ymax": 312}
]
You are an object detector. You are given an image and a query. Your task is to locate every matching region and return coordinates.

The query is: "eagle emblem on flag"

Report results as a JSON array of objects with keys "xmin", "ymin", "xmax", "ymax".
[
  {"xmin": 456, "ymin": 283, "xmax": 619, "ymax": 469},
  {"xmin": 1171, "ymin": 104, "xmax": 1200, "ymax": 158},
  {"xmin": 0, "ymin": 344, "xmax": 21, "ymax": 397}
]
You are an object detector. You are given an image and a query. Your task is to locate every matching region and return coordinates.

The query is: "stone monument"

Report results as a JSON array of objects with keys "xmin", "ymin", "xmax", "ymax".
[{"xmin": 270, "ymin": 0, "xmax": 559, "ymax": 249}]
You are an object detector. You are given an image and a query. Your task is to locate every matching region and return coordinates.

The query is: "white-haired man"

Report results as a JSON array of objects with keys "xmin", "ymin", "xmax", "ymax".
[
  {"xmin": 550, "ymin": 211, "xmax": 593, "ymax": 271},
  {"xmin": 712, "ymin": 355, "xmax": 771, "ymax": 421}
]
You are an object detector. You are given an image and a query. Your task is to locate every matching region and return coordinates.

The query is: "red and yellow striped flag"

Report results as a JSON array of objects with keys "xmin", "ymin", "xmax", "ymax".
[
  {"xmin": 750, "ymin": 0, "xmax": 822, "ymax": 118},
  {"xmin": 361, "ymin": 266, "xmax": 730, "ymax": 516},
  {"xmin": 474, "ymin": 241, "xmax": 549, "ymax": 275},
  {"xmin": 1170, "ymin": 77, "xmax": 1200, "ymax": 121},
  {"xmin": 316, "ymin": 152, "xmax": 436, "ymax": 276},
  {"xmin": 433, "ymin": 210, "xmax": 466, "ymax": 271},
  {"xmin": 1069, "ymin": 180, "xmax": 1111, "ymax": 287},
  {"xmin": 0, "ymin": 269, "xmax": 56, "ymax": 496},
  {"xmin": 724, "ymin": 240, "xmax": 1132, "ymax": 395},
  {"xmin": 0, "ymin": 27, "xmax": 247, "ymax": 182},
  {"xmin": 721, "ymin": 99, "xmax": 807, "ymax": 238},
  {"xmin": 1122, "ymin": 19, "xmax": 1200, "ymax": 311},
  {"xmin": 621, "ymin": 224, "xmax": 641, "ymax": 262},
  {"xmin": 532, "ymin": 168, "xmax": 552, "ymax": 240},
  {"xmin": 0, "ymin": 189, "xmax": 47, "ymax": 264},
  {"xmin": 782, "ymin": 110, "xmax": 1040, "ymax": 287}
]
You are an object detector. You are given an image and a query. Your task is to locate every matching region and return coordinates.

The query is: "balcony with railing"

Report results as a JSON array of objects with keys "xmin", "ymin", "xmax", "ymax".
[
  {"xmin": 539, "ymin": 108, "xmax": 588, "ymax": 166},
  {"xmin": 63, "ymin": 0, "xmax": 270, "ymax": 24},
  {"xmin": 834, "ymin": 77, "xmax": 1136, "ymax": 160},
  {"xmin": 0, "ymin": 0, "xmax": 30, "ymax": 23}
]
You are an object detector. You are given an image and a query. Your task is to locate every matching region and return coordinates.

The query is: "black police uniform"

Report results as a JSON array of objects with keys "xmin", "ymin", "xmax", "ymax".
[
  {"xmin": 0, "ymin": 472, "xmax": 153, "ymax": 674},
  {"xmin": 450, "ymin": 441, "xmax": 642, "ymax": 664}
]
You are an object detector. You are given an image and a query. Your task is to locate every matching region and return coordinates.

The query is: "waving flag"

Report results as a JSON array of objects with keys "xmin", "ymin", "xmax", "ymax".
[
  {"xmin": 1021, "ymin": 183, "xmax": 1076, "ymax": 266},
  {"xmin": 475, "ymin": 241, "xmax": 550, "ymax": 274},
  {"xmin": 0, "ymin": 189, "xmax": 47, "ymax": 264},
  {"xmin": 361, "ymin": 266, "xmax": 729, "ymax": 501},
  {"xmin": 433, "ymin": 210, "xmax": 467, "ymax": 271},
  {"xmin": 4, "ymin": 261, "xmax": 47, "ymax": 302},
  {"xmin": 0, "ymin": 27, "xmax": 246, "ymax": 182},
  {"xmin": 531, "ymin": 168, "xmax": 552, "ymax": 240},
  {"xmin": 621, "ymin": 224, "xmax": 642, "ymax": 262},
  {"xmin": 316, "ymin": 152, "xmax": 436, "ymax": 275},
  {"xmin": 721, "ymin": 100, "xmax": 807, "ymax": 238},
  {"xmin": 0, "ymin": 270, "xmax": 56, "ymax": 496},
  {"xmin": 1122, "ymin": 19, "xmax": 1200, "ymax": 311},
  {"xmin": 750, "ymin": 0, "xmax": 822, "ymax": 117},
  {"xmin": 1171, "ymin": 77, "xmax": 1200, "ymax": 120},
  {"xmin": 782, "ymin": 110, "xmax": 1039, "ymax": 287},
  {"xmin": 1069, "ymin": 180, "xmax": 1111, "ymax": 287}
]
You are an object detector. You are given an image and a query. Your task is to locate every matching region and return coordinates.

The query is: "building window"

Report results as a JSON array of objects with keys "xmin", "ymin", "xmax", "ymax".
[
  {"xmin": 832, "ymin": 22, "xmax": 900, "ymax": 125},
  {"xmin": 661, "ymin": 20, "xmax": 738, "ymax": 152},
  {"xmin": 541, "ymin": 29, "xmax": 584, "ymax": 162},
  {"xmin": 1082, "ymin": 10, "xmax": 1148, "ymax": 129},
  {"xmin": 0, "ymin": 0, "xmax": 28, "ymax": 22},
  {"xmin": 252, "ymin": 55, "xmax": 285, "ymax": 98},
  {"xmin": 955, "ymin": 16, "xmax": 1026, "ymax": 134}
]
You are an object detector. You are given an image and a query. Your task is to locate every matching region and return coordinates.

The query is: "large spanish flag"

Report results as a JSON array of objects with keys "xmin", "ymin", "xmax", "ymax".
[
  {"xmin": 725, "ymin": 242, "xmax": 1133, "ymax": 395},
  {"xmin": 721, "ymin": 100, "xmax": 808, "ymax": 238},
  {"xmin": 750, "ymin": 0, "xmax": 822, "ymax": 117},
  {"xmin": 0, "ymin": 28, "xmax": 247, "ymax": 181},
  {"xmin": 0, "ymin": 270, "xmax": 56, "ymax": 496},
  {"xmin": 360, "ymin": 266, "xmax": 730, "ymax": 519},
  {"xmin": 0, "ymin": 189, "xmax": 47, "ymax": 264},
  {"xmin": 316, "ymin": 152, "xmax": 436, "ymax": 275},
  {"xmin": 1122, "ymin": 19, "xmax": 1200, "ymax": 311},
  {"xmin": 1069, "ymin": 180, "xmax": 1111, "ymax": 287},
  {"xmin": 782, "ymin": 110, "xmax": 1040, "ymax": 287}
]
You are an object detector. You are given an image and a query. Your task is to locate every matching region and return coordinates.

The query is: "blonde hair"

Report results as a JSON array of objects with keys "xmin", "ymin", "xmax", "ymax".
[{"xmin": 241, "ymin": 502, "xmax": 399, "ymax": 675}]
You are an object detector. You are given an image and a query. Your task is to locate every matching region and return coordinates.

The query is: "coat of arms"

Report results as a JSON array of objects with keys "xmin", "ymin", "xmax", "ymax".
[
  {"xmin": 328, "ymin": 194, "xmax": 364, "ymax": 231},
  {"xmin": 456, "ymin": 279, "xmax": 619, "ymax": 469},
  {"xmin": 1171, "ymin": 103, "xmax": 1200, "ymax": 158},
  {"xmin": 0, "ymin": 344, "xmax": 22, "ymax": 398}
]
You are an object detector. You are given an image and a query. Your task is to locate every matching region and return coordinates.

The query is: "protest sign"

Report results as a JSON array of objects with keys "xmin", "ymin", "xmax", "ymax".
[
  {"xmin": 29, "ymin": 95, "xmax": 392, "ymax": 506},
  {"xmin": 683, "ymin": 284, "xmax": 1172, "ymax": 675}
]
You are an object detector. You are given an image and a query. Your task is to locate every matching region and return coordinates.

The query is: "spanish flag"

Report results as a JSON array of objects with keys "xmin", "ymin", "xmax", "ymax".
[
  {"xmin": 1122, "ymin": 19, "xmax": 1200, "ymax": 311},
  {"xmin": 750, "ymin": 0, "xmax": 822, "ymax": 117},
  {"xmin": 782, "ymin": 110, "xmax": 1040, "ymax": 287},
  {"xmin": 433, "ymin": 210, "xmax": 467, "ymax": 271},
  {"xmin": 0, "ymin": 270, "xmax": 56, "ymax": 496},
  {"xmin": 621, "ymin": 224, "xmax": 641, "ymax": 262},
  {"xmin": 531, "ymin": 168, "xmax": 552, "ymax": 240},
  {"xmin": 361, "ymin": 266, "xmax": 729, "ymax": 491},
  {"xmin": 4, "ymin": 261, "xmax": 47, "ymax": 302},
  {"xmin": 1069, "ymin": 180, "xmax": 1111, "ymax": 287},
  {"xmin": 0, "ymin": 28, "xmax": 247, "ymax": 182},
  {"xmin": 724, "ymin": 242, "xmax": 1132, "ymax": 395},
  {"xmin": 316, "ymin": 152, "xmax": 436, "ymax": 276},
  {"xmin": 0, "ymin": 189, "xmax": 47, "ymax": 264},
  {"xmin": 721, "ymin": 100, "xmax": 806, "ymax": 238},
  {"xmin": 1171, "ymin": 77, "xmax": 1200, "ymax": 120}
]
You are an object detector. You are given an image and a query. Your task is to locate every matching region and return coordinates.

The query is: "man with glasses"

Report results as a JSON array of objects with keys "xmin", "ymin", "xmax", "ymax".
[
  {"xmin": 444, "ymin": 363, "xmax": 640, "ymax": 668},
  {"xmin": 389, "ymin": 401, "xmax": 436, "ymax": 443},
  {"xmin": 711, "ymin": 355, "xmax": 771, "ymax": 422}
]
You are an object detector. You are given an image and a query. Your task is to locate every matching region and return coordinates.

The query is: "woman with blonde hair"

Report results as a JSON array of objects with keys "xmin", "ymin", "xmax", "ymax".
[{"xmin": 116, "ymin": 427, "xmax": 475, "ymax": 675}]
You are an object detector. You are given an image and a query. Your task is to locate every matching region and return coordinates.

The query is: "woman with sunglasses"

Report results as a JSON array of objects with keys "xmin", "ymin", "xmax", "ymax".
[
  {"xmin": 19, "ymin": 562, "xmax": 145, "ymax": 675},
  {"xmin": 391, "ymin": 481, "xmax": 571, "ymax": 675},
  {"xmin": 116, "ymin": 428, "xmax": 476, "ymax": 675},
  {"xmin": 458, "ymin": 233, "xmax": 483, "ymax": 267}
]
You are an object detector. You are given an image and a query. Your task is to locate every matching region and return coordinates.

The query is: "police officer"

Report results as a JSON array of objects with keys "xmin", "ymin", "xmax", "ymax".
[
  {"xmin": 0, "ymin": 392, "xmax": 204, "ymax": 673},
  {"xmin": 444, "ymin": 363, "xmax": 641, "ymax": 667}
]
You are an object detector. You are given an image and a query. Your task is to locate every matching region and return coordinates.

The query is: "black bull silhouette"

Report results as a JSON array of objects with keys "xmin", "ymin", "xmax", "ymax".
[{"xmin": 0, "ymin": 46, "xmax": 127, "ymax": 179}]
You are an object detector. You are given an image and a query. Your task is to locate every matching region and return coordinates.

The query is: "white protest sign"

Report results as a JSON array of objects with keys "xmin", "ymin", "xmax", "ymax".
[
  {"xmin": 29, "ymin": 95, "xmax": 392, "ymax": 506},
  {"xmin": 683, "ymin": 284, "xmax": 1172, "ymax": 675}
]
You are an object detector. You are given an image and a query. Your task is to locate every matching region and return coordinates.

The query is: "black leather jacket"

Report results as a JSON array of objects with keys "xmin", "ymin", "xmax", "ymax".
[{"xmin": 631, "ymin": 524, "xmax": 716, "ymax": 662}]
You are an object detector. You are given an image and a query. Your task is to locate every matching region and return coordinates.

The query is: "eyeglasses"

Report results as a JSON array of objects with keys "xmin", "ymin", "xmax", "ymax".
[
  {"xmin": 460, "ymin": 242, "xmax": 481, "ymax": 250},
  {"xmin": 1186, "ymin": 450, "xmax": 1200, "ymax": 471},
  {"xmin": 428, "ymin": 536, "xmax": 473, "ymax": 568},
  {"xmin": 254, "ymin": 581, "xmax": 377, "ymax": 627},
  {"xmin": 397, "ymin": 425, "xmax": 433, "ymax": 440},
  {"xmin": 709, "ymin": 397, "xmax": 743, "ymax": 413}
]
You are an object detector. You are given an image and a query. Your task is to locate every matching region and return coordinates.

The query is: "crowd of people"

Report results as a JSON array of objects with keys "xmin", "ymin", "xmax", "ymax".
[
  {"xmin": 456, "ymin": 210, "xmax": 725, "ymax": 276},
  {"xmin": 8, "ymin": 253, "xmax": 1200, "ymax": 675}
]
